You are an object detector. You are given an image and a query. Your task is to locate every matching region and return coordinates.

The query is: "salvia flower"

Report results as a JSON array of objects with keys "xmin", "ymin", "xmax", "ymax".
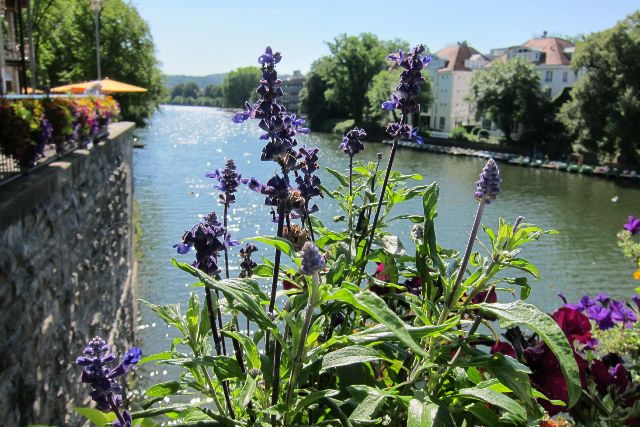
[
  {"xmin": 300, "ymin": 241, "xmax": 325, "ymax": 275},
  {"xmin": 382, "ymin": 45, "xmax": 430, "ymax": 143},
  {"xmin": 294, "ymin": 146, "xmax": 322, "ymax": 208},
  {"xmin": 239, "ymin": 243, "xmax": 258, "ymax": 278},
  {"xmin": 474, "ymin": 158, "xmax": 501, "ymax": 204},
  {"xmin": 207, "ymin": 158, "xmax": 242, "ymax": 205},
  {"xmin": 623, "ymin": 215, "xmax": 640, "ymax": 235},
  {"xmin": 339, "ymin": 128, "xmax": 366, "ymax": 157},
  {"xmin": 232, "ymin": 47, "xmax": 309, "ymax": 170},
  {"xmin": 174, "ymin": 211, "xmax": 237, "ymax": 275},
  {"xmin": 76, "ymin": 336, "xmax": 141, "ymax": 423}
]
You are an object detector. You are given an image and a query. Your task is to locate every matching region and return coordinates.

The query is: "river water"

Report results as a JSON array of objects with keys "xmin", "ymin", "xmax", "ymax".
[{"xmin": 133, "ymin": 105, "xmax": 639, "ymax": 359}]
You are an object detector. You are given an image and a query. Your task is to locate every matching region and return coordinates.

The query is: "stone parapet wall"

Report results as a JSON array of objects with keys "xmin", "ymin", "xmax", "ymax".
[{"xmin": 0, "ymin": 122, "xmax": 137, "ymax": 426}]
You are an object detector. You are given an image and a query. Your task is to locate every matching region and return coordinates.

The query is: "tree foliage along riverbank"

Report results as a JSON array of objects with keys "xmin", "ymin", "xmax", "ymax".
[{"xmin": 31, "ymin": 0, "xmax": 165, "ymax": 125}]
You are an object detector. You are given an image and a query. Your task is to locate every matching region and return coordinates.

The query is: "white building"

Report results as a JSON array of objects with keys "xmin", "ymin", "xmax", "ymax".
[
  {"xmin": 426, "ymin": 36, "xmax": 582, "ymax": 134},
  {"xmin": 281, "ymin": 70, "xmax": 305, "ymax": 114},
  {"xmin": 425, "ymin": 43, "xmax": 487, "ymax": 132},
  {"xmin": 491, "ymin": 35, "xmax": 581, "ymax": 100}
]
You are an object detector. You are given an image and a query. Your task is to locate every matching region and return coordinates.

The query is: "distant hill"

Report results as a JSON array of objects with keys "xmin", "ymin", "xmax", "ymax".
[{"xmin": 164, "ymin": 73, "xmax": 227, "ymax": 89}]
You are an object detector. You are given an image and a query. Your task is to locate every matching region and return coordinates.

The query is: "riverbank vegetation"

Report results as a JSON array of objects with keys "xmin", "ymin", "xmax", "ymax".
[{"xmin": 75, "ymin": 45, "xmax": 640, "ymax": 427}]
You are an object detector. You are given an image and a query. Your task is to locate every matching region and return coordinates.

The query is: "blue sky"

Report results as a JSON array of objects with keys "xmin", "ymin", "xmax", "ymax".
[{"xmin": 131, "ymin": 0, "xmax": 640, "ymax": 75}]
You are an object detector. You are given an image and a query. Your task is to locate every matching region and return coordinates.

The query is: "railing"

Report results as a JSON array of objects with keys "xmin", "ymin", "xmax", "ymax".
[
  {"xmin": 0, "ymin": 129, "xmax": 108, "ymax": 188},
  {"xmin": 0, "ymin": 94, "xmax": 118, "ymax": 187}
]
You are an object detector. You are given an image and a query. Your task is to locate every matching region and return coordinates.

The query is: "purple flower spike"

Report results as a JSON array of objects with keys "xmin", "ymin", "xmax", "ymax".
[
  {"xmin": 301, "ymin": 242, "xmax": 325, "ymax": 275},
  {"xmin": 208, "ymin": 159, "xmax": 243, "ymax": 205},
  {"xmin": 76, "ymin": 337, "xmax": 141, "ymax": 416},
  {"xmin": 623, "ymin": 215, "xmax": 640, "ymax": 235},
  {"xmin": 474, "ymin": 158, "xmax": 501, "ymax": 204},
  {"xmin": 340, "ymin": 128, "xmax": 366, "ymax": 157},
  {"xmin": 175, "ymin": 211, "xmax": 236, "ymax": 275}
]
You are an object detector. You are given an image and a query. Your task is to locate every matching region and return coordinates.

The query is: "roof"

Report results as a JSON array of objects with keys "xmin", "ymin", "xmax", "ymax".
[
  {"xmin": 523, "ymin": 37, "xmax": 574, "ymax": 65},
  {"xmin": 434, "ymin": 44, "xmax": 481, "ymax": 71}
]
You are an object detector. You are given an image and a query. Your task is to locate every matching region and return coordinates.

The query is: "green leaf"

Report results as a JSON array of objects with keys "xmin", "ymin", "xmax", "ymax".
[
  {"xmin": 290, "ymin": 390, "xmax": 339, "ymax": 420},
  {"xmin": 325, "ymin": 167, "xmax": 349, "ymax": 187},
  {"xmin": 173, "ymin": 263, "xmax": 275, "ymax": 334},
  {"xmin": 459, "ymin": 386, "xmax": 527, "ymax": 421},
  {"xmin": 140, "ymin": 299, "xmax": 187, "ymax": 336},
  {"xmin": 328, "ymin": 289, "xmax": 427, "ymax": 357},
  {"xmin": 238, "ymin": 375, "xmax": 257, "ymax": 409},
  {"xmin": 321, "ymin": 345, "xmax": 390, "ymax": 372},
  {"xmin": 131, "ymin": 405, "xmax": 189, "ymax": 420},
  {"xmin": 253, "ymin": 264, "xmax": 274, "ymax": 277},
  {"xmin": 145, "ymin": 380, "xmax": 183, "ymax": 397},
  {"xmin": 138, "ymin": 351, "xmax": 174, "ymax": 365},
  {"xmin": 186, "ymin": 292, "xmax": 200, "ymax": 345},
  {"xmin": 246, "ymin": 235, "xmax": 295, "ymax": 257},
  {"xmin": 506, "ymin": 258, "xmax": 540, "ymax": 279},
  {"xmin": 476, "ymin": 301, "xmax": 581, "ymax": 408},
  {"xmin": 223, "ymin": 330, "xmax": 260, "ymax": 370},
  {"xmin": 408, "ymin": 400, "xmax": 455, "ymax": 427},
  {"xmin": 163, "ymin": 356, "xmax": 245, "ymax": 381},
  {"xmin": 75, "ymin": 407, "xmax": 115, "ymax": 426},
  {"xmin": 326, "ymin": 254, "xmax": 347, "ymax": 284},
  {"xmin": 349, "ymin": 394, "xmax": 386, "ymax": 422},
  {"xmin": 468, "ymin": 402, "xmax": 500, "ymax": 426}
]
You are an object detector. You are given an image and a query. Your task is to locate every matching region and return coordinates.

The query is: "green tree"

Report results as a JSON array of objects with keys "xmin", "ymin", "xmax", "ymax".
[
  {"xmin": 558, "ymin": 12, "xmax": 640, "ymax": 165},
  {"xmin": 299, "ymin": 57, "xmax": 346, "ymax": 130},
  {"xmin": 222, "ymin": 66, "xmax": 260, "ymax": 108},
  {"xmin": 366, "ymin": 67, "xmax": 433, "ymax": 126},
  {"xmin": 468, "ymin": 57, "xmax": 546, "ymax": 143},
  {"xmin": 204, "ymin": 84, "xmax": 223, "ymax": 99},
  {"xmin": 32, "ymin": 0, "xmax": 165, "ymax": 124},
  {"xmin": 321, "ymin": 33, "xmax": 409, "ymax": 125}
]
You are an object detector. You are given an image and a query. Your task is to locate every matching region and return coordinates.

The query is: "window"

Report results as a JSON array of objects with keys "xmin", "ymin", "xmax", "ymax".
[
  {"xmin": 439, "ymin": 117, "xmax": 446, "ymax": 130},
  {"xmin": 562, "ymin": 71, "xmax": 568, "ymax": 83},
  {"xmin": 545, "ymin": 70, "xmax": 553, "ymax": 82},
  {"xmin": 482, "ymin": 119, "xmax": 491, "ymax": 130},
  {"xmin": 544, "ymin": 87, "xmax": 552, "ymax": 100}
]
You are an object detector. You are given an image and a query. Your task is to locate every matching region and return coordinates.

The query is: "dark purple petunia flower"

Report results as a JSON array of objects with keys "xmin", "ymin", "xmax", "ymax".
[
  {"xmin": 474, "ymin": 158, "xmax": 501, "ymax": 204},
  {"xmin": 173, "ymin": 211, "xmax": 237, "ymax": 275},
  {"xmin": 383, "ymin": 45, "xmax": 429, "ymax": 143},
  {"xmin": 340, "ymin": 127, "xmax": 366, "ymax": 157},
  {"xmin": 623, "ymin": 215, "xmax": 640, "ymax": 235},
  {"xmin": 490, "ymin": 341, "xmax": 517, "ymax": 359},
  {"xmin": 560, "ymin": 294, "xmax": 597, "ymax": 312},
  {"xmin": 76, "ymin": 336, "xmax": 141, "ymax": 416},
  {"xmin": 610, "ymin": 300, "xmax": 638, "ymax": 328},
  {"xmin": 632, "ymin": 296, "xmax": 640, "ymax": 312},
  {"xmin": 592, "ymin": 358, "xmax": 630, "ymax": 394}
]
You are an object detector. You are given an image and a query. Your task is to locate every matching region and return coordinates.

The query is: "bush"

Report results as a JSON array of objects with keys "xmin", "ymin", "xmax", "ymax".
[
  {"xmin": 449, "ymin": 125, "xmax": 469, "ymax": 141},
  {"xmin": 332, "ymin": 118, "xmax": 355, "ymax": 135}
]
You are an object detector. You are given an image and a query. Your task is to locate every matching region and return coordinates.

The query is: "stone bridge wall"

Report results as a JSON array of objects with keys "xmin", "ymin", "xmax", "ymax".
[{"xmin": 0, "ymin": 122, "xmax": 137, "ymax": 426}]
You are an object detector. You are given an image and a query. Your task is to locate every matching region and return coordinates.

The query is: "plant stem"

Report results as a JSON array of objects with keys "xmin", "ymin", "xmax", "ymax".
[
  {"xmin": 268, "ymin": 201, "xmax": 286, "ymax": 315},
  {"xmin": 108, "ymin": 395, "xmax": 126, "ymax": 425},
  {"xmin": 271, "ymin": 338, "xmax": 283, "ymax": 427},
  {"xmin": 305, "ymin": 202, "xmax": 315, "ymax": 242},
  {"xmin": 285, "ymin": 273, "xmax": 318, "ymax": 423},
  {"xmin": 223, "ymin": 203, "xmax": 230, "ymax": 279},
  {"xmin": 204, "ymin": 287, "xmax": 234, "ymax": 416},
  {"xmin": 200, "ymin": 365, "xmax": 232, "ymax": 418},
  {"xmin": 357, "ymin": 137, "xmax": 400, "ymax": 282},
  {"xmin": 438, "ymin": 201, "xmax": 486, "ymax": 324}
]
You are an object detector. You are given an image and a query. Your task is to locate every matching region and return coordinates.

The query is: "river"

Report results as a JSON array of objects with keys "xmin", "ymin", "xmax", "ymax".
[{"xmin": 133, "ymin": 105, "xmax": 639, "ymax": 360}]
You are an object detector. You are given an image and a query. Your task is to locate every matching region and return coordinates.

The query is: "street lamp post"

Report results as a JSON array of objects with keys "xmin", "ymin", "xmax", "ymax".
[
  {"xmin": 0, "ymin": 0, "xmax": 6, "ymax": 95},
  {"xmin": 90, "ymin": 0, "xmax": 101, "ymax": 80}
]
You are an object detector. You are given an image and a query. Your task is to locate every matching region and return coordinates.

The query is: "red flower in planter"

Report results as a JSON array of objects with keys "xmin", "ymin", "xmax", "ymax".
[
  {"xmin": 552, "ymin": 307, "xmax": 592, "ymax": 346},
  {"xmin": 524, "ymin": 342, "xmax": 587, "ymax": 416},
  {"xmin": 490, "ymin": 341, "xmax": 517, "ymax": 359}
]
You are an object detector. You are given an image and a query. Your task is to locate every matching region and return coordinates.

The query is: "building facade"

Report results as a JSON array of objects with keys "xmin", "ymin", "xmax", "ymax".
[
  {"xmin": 281, "ymin": 70, "xmax": 305, "ymax": 114},
  {"xmin": 426, "ymin": 36, "xmax": 582, "ymax": 134},
  {"xmin": 1, "ymin": 0, "xmax": 32, "ymax": 94}
]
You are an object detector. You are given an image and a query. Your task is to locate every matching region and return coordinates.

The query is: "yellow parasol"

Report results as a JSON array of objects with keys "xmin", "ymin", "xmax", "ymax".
[{"xmin": 51, "ymin": 78, "xmax": 147, "ymax": 94}]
